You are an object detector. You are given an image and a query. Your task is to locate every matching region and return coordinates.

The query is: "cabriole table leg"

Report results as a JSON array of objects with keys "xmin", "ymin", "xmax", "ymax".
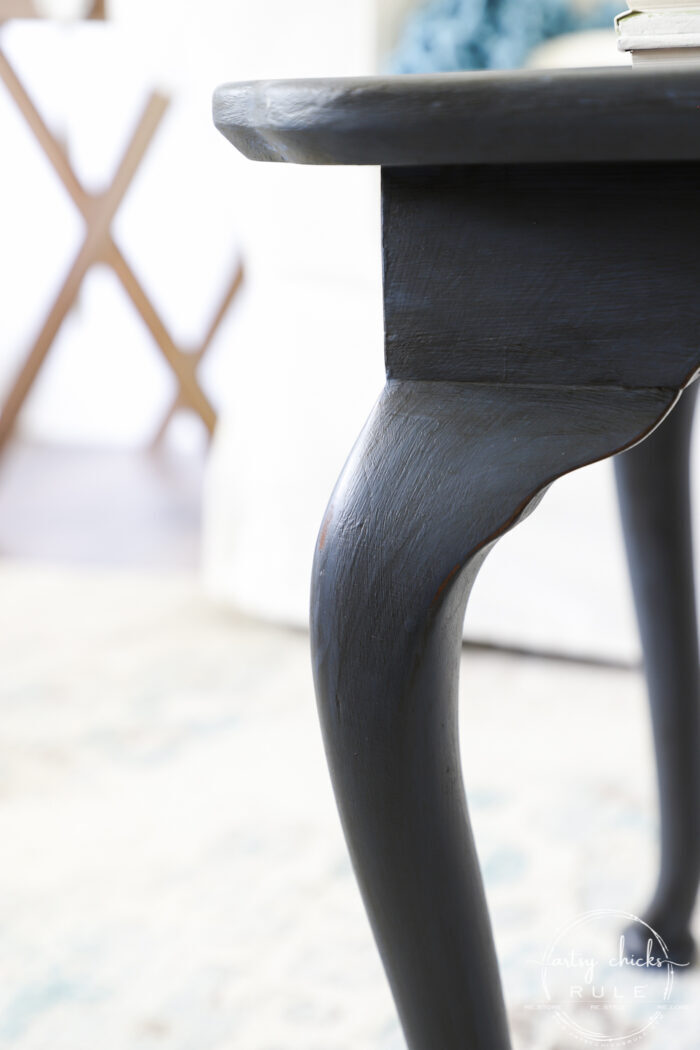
[
  {"xmin": 615, "ymin": 382, "xmax": 700, "ymax": 966},
  {"xmin": 310, "ymin": 378, "xmax": 682, "ymax": 1050}
]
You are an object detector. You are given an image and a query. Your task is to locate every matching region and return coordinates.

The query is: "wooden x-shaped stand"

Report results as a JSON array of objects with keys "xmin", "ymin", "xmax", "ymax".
[{"xmin": 0, "ymin": 19, "xmax": 243, "ymax": 449}]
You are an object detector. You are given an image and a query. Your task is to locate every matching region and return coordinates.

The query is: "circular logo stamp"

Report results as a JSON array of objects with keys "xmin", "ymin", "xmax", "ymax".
[{"xmin": 539, "ymin": 909, "xmax": 688, "ymax": 1046}]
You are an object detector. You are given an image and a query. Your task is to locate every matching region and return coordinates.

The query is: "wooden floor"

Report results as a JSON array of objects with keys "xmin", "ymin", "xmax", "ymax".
[{"xmin": 0, "ymin": 440, "xmax": 205, "ymax": 569}]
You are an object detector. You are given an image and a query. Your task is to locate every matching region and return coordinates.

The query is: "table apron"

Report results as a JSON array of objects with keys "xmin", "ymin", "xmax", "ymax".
[{"xmin": 382, "ymin": 162, "xmax": 700, "ymax": 389}]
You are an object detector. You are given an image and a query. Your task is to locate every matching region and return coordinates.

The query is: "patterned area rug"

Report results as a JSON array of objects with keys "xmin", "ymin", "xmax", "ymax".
[{"xmin": 0, "ymin": 563, "xmax": 697, "ymax": 1049}]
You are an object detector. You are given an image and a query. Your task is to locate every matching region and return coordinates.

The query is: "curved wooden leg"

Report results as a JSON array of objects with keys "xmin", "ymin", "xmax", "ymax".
[
  {"xmin": 311, "ymin": 378, "xmax": 681, "ymax": 1049},
  {"xmin": 615, "ymin": 382, "xmax": 700, "ymax": 965}
]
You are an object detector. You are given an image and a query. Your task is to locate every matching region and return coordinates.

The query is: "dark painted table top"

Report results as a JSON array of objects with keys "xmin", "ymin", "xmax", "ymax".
[{"xmin": 213, "ymin": 65, "xmax": 700, "ymax": 166}]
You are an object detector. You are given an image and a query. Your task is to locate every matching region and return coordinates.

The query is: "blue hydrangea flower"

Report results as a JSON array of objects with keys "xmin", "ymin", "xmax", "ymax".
[{"xmin": 389, "ymin": 0, "xmax": 621, "ymax": 73}]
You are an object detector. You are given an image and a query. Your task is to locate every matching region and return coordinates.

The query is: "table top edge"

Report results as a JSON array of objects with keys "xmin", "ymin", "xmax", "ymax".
[{"xmin": 213, "ymin": 65, "xmax": 700, "ymax": 166}]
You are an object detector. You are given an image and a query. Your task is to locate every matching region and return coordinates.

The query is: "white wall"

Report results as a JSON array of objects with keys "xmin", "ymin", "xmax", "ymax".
[{"xmin": 1, "ymin": 0, "xmax": 384, "ymax": 447}]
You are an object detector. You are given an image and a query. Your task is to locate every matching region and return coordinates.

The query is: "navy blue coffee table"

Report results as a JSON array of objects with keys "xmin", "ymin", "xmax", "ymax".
[{"xmin": 214, "ymin": 67, "xmax": 700, "ymax": 1050}]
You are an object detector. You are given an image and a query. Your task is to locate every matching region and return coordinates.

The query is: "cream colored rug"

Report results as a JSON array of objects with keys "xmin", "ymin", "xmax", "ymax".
[{"xmin": 0, "ymin": 562, "xmax": 697, "ymax": 1049}]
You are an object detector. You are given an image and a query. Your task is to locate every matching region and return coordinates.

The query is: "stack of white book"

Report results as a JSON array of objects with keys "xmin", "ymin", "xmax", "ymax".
[{"xmin": 616, "ymin": 0, "xmax": 700, "ymax": 62}]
